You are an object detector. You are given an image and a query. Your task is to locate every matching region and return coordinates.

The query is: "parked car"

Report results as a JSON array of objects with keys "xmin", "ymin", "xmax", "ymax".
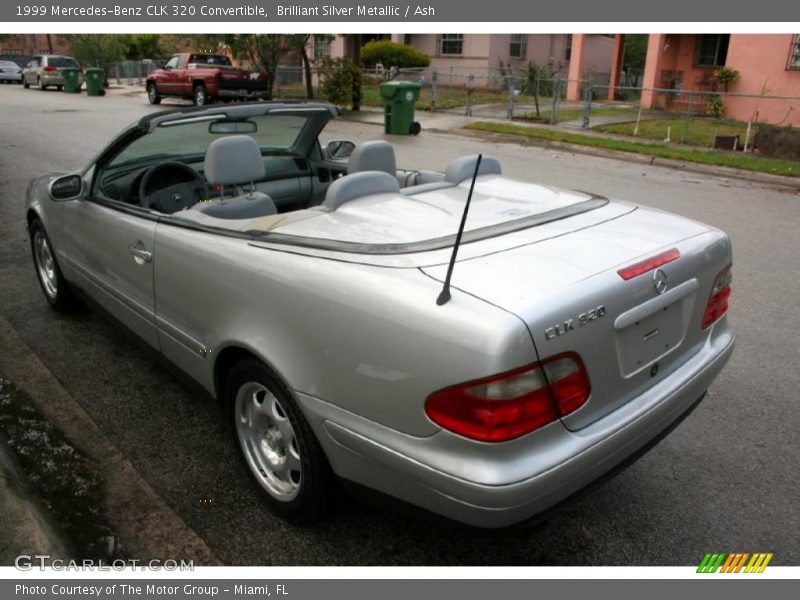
[
  {"xmin": 146, "ymin": 53, "xmax": 269, "ymax": 106},
  {"xmin": 0, "ymin": 60, "xmax": 22, "ymax": 84},
  {"xmin": 25, "ymin": 102, "xmax": 734, "ymax": 528},
  {"xmin": 22, "ymin": 54, "xmax": 82, "ymax": 90}
]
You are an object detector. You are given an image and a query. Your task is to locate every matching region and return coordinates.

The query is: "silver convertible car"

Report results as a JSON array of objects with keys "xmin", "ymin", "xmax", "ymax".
[{"xmin": 25, "ymin": 101, "xmax": 734, "ymax": 528}]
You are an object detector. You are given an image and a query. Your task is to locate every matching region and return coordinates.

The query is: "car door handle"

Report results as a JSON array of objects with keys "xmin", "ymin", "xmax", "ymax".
[{"xmin": 129, "ymin": 244, "xmax": 152, "ymax": 263}]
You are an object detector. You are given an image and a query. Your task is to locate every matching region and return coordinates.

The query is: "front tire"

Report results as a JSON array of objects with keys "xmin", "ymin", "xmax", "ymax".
[
  {"xmin": 147, "ymin": 82, "xmax": 161, "ymax": 105},
  {"xmin": 38, "ymin": 77, "xmax": 46, "ymax": 90},
  {"xmin": 192, "ymin": 83, "xmax": 209, "ymax": 106},
  {"xmin": 30, "ymin": 219, "xmax": 75, "ymax": 311},
  {"xmin": 227, "ymin": 359, "xmax": 333, "ymax": 523}
]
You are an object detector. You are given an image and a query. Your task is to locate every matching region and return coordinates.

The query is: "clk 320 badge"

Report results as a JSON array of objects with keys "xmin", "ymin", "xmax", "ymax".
[{"xmin": 544, "ymin": 305, "xmax": 607, "ymax": 340}]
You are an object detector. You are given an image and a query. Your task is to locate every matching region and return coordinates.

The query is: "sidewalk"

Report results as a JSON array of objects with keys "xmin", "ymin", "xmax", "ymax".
[{"xmin": 0, "ymin": 425, "xmax": 72, "ymax": 564}]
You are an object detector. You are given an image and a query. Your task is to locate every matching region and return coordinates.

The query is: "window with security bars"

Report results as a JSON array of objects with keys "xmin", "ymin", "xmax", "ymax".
[
  {"xmin": 789, "ymin": 35, "xmax": 800, "ymax": 70},
  {"xmin": 314, "ymin": 35, "xmax": 333, "ymax": 60},
  {"xmin": 697, "ymin": 34, "xmax": 730, "ymax": 67},
  {"xmin": 439, "ymin": 34, "xmax": 464, "ymax": 56},
  {"xmin": 509, "ymin": 35, "xmax": 527, "ymax": 59}
]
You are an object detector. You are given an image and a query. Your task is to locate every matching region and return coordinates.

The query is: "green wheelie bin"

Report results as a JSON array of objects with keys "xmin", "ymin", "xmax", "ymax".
[
  {"xmin": 61, "ymin": 67, "xmax": 81, "ymax": 93},
  {"xmin": 379, "ymin": 81, "xmax": 422, "ymax": 135},
  {"xmin": 84, "ymin": 68, "xmax": 105, "ymax": 96}
]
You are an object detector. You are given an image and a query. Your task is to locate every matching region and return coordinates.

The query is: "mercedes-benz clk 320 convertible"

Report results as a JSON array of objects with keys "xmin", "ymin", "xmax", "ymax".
[{"xmin": 26, "ymin": 101, "xmax": 734, "ymax": 528}]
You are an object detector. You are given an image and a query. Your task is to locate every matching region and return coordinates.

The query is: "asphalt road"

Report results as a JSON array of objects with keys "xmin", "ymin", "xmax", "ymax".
[{"xmin": 1, "ymin": 84, "xmax": 798, "ymax": 566}]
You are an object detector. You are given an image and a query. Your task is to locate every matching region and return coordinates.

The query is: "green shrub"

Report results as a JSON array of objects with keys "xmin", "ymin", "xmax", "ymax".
[
  {"xmin": 316, "ymin": 57, "xmax": 361, "ymax": 108},
  {"xmin": 714, "ymin": 66, "xmax": 740, "ymax": 92},
  {"xmin": 754, "ymin": 124, "xmax": 800, "ymax": 160},
  {"xmin": 361, "ymin": 40, "xmax": 430, "ymax": 69},
  {"xmin": 706, "ymin": 96, "xmax": 726, "ymax": 118}
]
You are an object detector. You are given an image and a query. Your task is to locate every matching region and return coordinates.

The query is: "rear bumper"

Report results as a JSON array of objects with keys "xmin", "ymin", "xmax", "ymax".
[
  {"xmin": 217, "ymin": 88, "xmax": 269, "ymax": 99},
  {"xmin": 298, "ymin": 322, "xmax": 734, "ymax": 528}
]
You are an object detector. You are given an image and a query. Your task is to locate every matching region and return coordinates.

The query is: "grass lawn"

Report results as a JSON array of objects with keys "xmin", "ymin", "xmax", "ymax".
[
  {"xmin": 465, "ymin": 121, "xmax": 800, "ymax": 178},
  {"xmin": 596, "ymin": 117, "xmax": 752, "ymax": 147},
  {"xmin": 515, "ymin": 105, "xmax": 640, "ymax": 124}
]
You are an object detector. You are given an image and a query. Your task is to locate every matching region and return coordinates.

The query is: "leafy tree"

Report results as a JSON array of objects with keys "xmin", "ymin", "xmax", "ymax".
[
  {"xmin": 361, "ymin": 40, "xmax": 430, "ymax": 70},
  {"xmin": 622, "ymin": 34, "xmax": 648, "ymax": 73},
  {"xmin": 64, "ymin": 35, "xmax": 126, "ymax": 85},
  {"xmin": 287, "ymin": 34, "xmax": 314, "ymax": 99},
  {"xmin": 316, "ymin": 57, "xmax": 361, "ymax": 109}
]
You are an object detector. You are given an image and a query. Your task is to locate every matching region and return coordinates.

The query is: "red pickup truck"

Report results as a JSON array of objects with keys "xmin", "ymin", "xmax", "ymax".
[{"xmin": 146, "ymin": 53, "xmax": 269, "ymax": 106}]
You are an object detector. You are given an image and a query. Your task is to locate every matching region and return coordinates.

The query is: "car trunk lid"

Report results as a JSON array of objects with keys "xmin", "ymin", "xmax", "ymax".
[{"xmin": 420, "ymin": 206, "xmax": 731, "ymax": 430}]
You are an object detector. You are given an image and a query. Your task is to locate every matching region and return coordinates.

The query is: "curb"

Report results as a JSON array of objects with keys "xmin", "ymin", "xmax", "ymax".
[
  {"xmin": 0, "ymin": 428, "xmax": 73, "ymax": 564},
  {"xmin": 0, "ymin": 316, "xmax": 222, "ymax": 565}
]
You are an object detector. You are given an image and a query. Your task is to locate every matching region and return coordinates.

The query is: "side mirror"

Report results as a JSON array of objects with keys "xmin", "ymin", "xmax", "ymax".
[
  {"xmin": 50, "ymin": 174, "xmax": 83, "ymax": 201},
  {"xmin": 325, "ymin": 140, "xmax": 356, "ymax": 161}
]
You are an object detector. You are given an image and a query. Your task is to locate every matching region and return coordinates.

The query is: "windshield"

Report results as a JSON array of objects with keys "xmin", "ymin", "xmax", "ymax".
[
  {"xmin": 108, "ymin": 113, "xmax": 312, "ymax": 168},
  {"xmin": 49, "ymin": 57, "xmax": 79, "ymax": 68},
  {"xmin": 189, "ymin": 54, "xmax": 231, "ymax": 66}
]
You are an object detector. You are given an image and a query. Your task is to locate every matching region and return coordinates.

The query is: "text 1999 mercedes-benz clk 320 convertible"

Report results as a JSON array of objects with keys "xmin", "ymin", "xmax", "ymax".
[{"xmin": 26, "ymin": 101, "xmax": 734, "ymax": 527}]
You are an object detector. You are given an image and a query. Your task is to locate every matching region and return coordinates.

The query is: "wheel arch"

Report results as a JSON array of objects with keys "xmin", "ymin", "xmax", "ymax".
[{"xmin": 213, "ymin": 344, "xmax": 292, "ymax": 408}]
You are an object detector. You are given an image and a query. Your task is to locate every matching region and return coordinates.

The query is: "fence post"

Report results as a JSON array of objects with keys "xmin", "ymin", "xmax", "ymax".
[
  {"xmin": 582, "ymin": 83, "xmax": 593, "ymax": 129},
  {"xmin": 551, "ymin": 78, "xmax": 561, "ymax": 125},
  {"xmin": 431, "ymin": 70, "xmax": 437, "ymax": 113},
  {"xmin": 507, "ymin": 78, "xmax": 515, "ymax": 120},
  {"xmin": 466, "ymin": 74, "xmax": 474, "ymax": 117},
  {"xmin": 682, "ymin": 90, "xmax": 694, "ymax": 143}
]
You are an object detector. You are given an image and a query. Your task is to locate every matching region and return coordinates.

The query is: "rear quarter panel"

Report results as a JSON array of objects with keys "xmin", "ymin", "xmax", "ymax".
[{"xmin": 152, "ymin": 221, "xmax": 538, "ymax": 436}]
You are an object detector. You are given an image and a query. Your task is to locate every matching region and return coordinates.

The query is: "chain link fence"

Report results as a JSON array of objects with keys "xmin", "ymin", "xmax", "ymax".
[{"xmin": 105, "ymin": 61, "xmax": 800, "ymax": 159}]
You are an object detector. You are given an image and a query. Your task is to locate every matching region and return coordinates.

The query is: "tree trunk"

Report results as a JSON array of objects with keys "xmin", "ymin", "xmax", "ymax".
[
  {"xmin": 46, "ymin": 34, "xmax": 54, "ymax": 54},
  {"xmin": 351, "ymin": 35, "xmax": 361, "ymax": 111},
  {"xmin": 301, "ymin": 46, "xmax": 314, "ymax": 99}
]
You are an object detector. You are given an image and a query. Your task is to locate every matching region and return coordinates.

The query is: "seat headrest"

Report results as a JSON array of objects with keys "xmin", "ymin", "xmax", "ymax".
[
  {"xmin": 347, "ymin": 141, "xmax": 397, "ymax": 176},
  {"xmin": 444, "ymin": 154, "xmax": 502, "ymax": 184},
  {"xmin": 323, "ymin": 171, "xmax": 400, "ymax": 211},
  {"xmin": 204, "ymin": 135, "xmax": 265, "ymax": 186}
]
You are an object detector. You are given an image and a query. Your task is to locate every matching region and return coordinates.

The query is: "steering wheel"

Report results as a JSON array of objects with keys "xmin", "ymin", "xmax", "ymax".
[{"xmin": 139, "ymin": 161, "xmax": 208, "ymax": 213}]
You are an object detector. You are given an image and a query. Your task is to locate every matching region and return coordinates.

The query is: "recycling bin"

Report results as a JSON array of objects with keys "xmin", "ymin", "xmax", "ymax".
[
  {"xmin": 61, "ymin": 67, "xmax": 80, "ymax": 93},
  {"xmin": 379, "ymin": 81, "xmax": 422, "ymax": 135},
  {"xmin": 84, "ymin": 68, "xmax": 105, "ymax": 96}
]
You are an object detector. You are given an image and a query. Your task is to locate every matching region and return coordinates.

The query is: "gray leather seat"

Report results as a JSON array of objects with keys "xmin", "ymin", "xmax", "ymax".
[
  {"xmin": 323, "ymin": 171, "xmax": 399, "ymax": 211},
  {"xmin": 197, "ymin": 135, "xmax": 277, "ymax": 220},
  {"xmin": 347, "ymin": 141, "xmax": 397, "ymax": 176},
  {"xmin": 445, "ymin": 154, "xmax": 502, "ymax": 184}
]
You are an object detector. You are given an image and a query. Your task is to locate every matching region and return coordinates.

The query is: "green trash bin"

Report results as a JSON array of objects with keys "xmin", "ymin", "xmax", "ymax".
[
  {"xmin": 379, "ymin": 81, "xmax": 422, "ymax": 135},
  {"xmin": 61, "ymin": 67, "xmax": 80, "ymax": 93},
  {"xmin": 84, "ymin": 68, "xmax": 105, "ymax": 96}
]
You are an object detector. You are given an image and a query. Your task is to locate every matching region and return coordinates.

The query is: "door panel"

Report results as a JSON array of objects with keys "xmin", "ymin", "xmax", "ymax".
[{"xmin": 61, "ymin": 199, "xmax": 160, "ymax": 349}]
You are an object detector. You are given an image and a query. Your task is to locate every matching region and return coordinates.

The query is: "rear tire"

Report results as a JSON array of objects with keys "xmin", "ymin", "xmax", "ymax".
[
  {"xmin": 29, "ymin": 219, "xmax": 76, "ymax": 311},
  {"xmin": 226, "ymin": 359, "xmax": 333, "ymax": 523},
  {"xmin": 192, "ymin": 83, "xmax": 209, "ymax": 106},
  {"xmin": 23, "ymin": 78, "xmax": 30, "ymax": 89},
  {"xmin": 147, "ymin": 82, "xmax": 161, "ymax": 105}
]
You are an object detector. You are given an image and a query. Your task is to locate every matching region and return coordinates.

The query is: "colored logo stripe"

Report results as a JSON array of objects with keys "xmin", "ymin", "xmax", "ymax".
[{"xmin": 697, "ymin": 552, "xmax": 773, "ymax": 573}]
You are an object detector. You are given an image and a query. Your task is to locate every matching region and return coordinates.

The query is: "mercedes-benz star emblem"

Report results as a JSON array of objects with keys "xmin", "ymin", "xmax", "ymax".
[
  {"xmin": 171, "ymin": 192, "xmax": 183, "ymax": 203},
  {"xmin": 653, "ymin": 269, "xmax": 668, "ymax": 295}
]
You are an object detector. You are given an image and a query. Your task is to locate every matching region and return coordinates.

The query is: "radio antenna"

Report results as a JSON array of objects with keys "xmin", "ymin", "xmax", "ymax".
[{"xmin": 436, "ymin": 154, "xmax": 482, "ymax": 306}]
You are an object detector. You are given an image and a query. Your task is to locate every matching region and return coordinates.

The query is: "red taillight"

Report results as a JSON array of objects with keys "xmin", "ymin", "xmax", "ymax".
[
  {"xmin": 43, "ymin": 65, "xmax": 57, "ymax": 72},
  {"xmin": 702, "ymin": 264, "xmax": 732, "ymax": 329},
  {"xmin": 618, "ymin": 248, "xmax": 681, "ymax": 280},
  {"xmin": 424, "ymin": 353, "xmax": 591, "ymax": 443}
]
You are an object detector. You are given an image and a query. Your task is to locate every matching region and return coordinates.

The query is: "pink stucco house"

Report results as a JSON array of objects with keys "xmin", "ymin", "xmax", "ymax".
[
  {"xmin": 625, "ymin": 34, "xmax": 799, "ymax": 126},
  {"xmin": 315, "ymin": 34, "xmax": 615, "ymax": 87}
]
